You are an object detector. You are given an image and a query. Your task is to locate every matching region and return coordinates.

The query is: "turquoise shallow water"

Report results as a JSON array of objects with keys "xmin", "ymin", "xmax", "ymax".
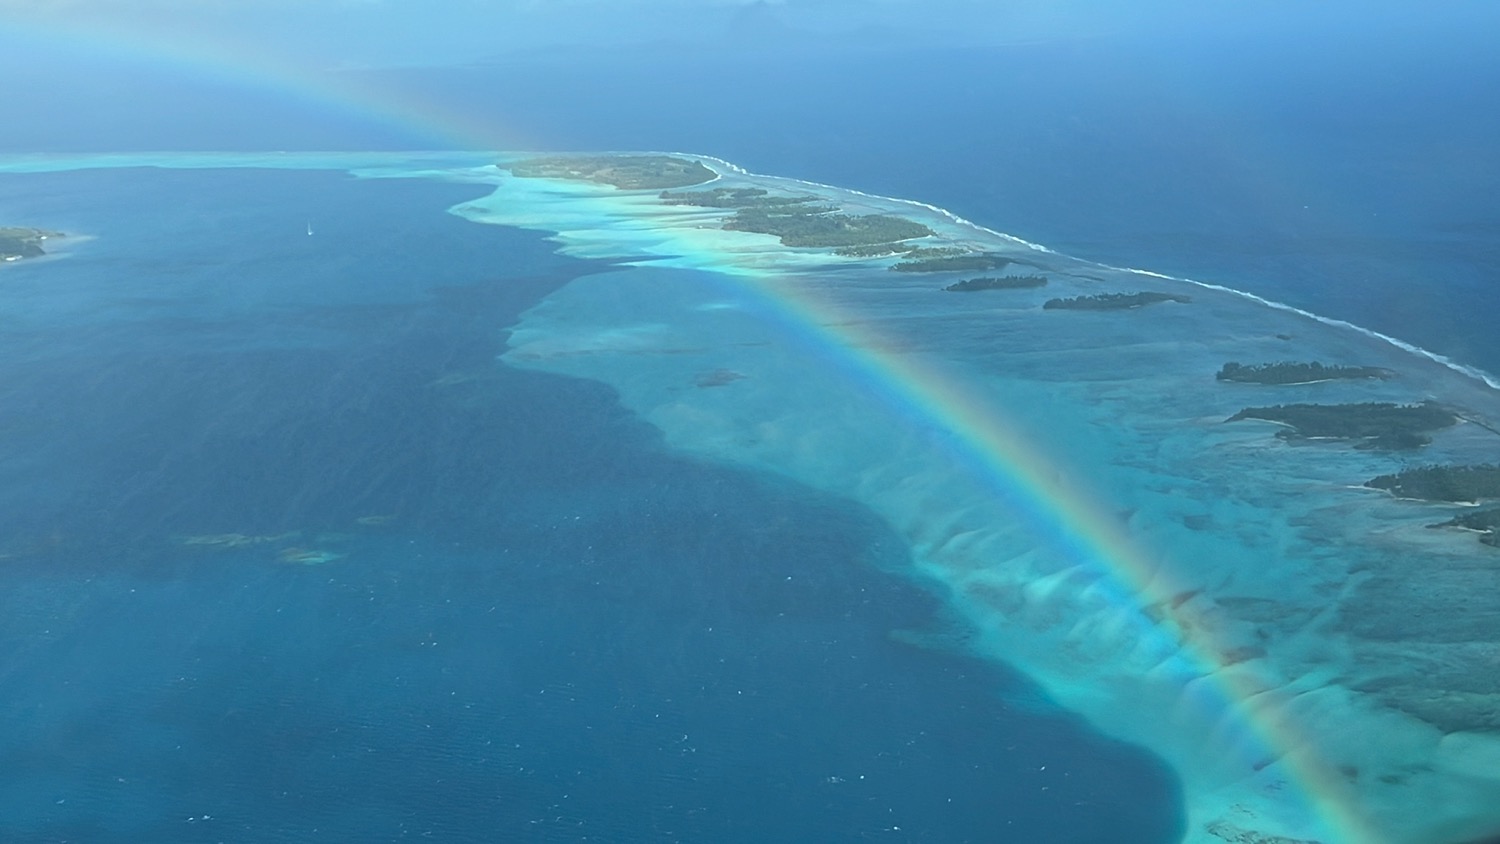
[
  {"xmin": 5, "ymin": 152, "xmax": 1500, "ymax": 844},
  {"xmin": 5, "ymin": 21, "xmax": 1500, "ymax": 840},
  {"xmin": 0, "ymin": 161, "xmax": 1181, "ymax": 843},
  {"xmin": 469, "ymin": 154, "xmax": 1500, "ymax": 843}
]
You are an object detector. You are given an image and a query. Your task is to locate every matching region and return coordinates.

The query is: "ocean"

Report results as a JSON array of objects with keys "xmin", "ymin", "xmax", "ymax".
[
  {"xmin": 3, "ymin": 25, "xmax": 1499, "ymax": 844},
  {"xmin": 377, "ymin": 34, "xmax": 1500, "ymax": 375},
  {"xmin": 0, "ymin": 166, "xmax": 1178, "ymax": 842}
]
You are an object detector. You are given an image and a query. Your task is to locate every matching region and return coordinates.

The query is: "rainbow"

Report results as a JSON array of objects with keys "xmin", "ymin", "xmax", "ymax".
[
  {"xmin": 0, "ymin": 12, "xmax": 1393, "ymax": 837},
  {"xmin": 739, "ymin": 269, "xmax": 1375, "ymax": 842},
  {"xmin": 3, "ymin": 13, "xmax": 532, "ymax": 153},
  {"xmin": 482, "ymin": 166, "xmax": 1393, "ymax": 843}
]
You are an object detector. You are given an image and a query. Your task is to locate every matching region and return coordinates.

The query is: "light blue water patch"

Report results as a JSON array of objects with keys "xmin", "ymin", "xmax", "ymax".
[
  {"xmin": 0, "ymin": 160, "xmax": 1182, "ymax": 844},
  {"xmin": 8, "ymin": 150, "xmax": 1499, "ymax": 844},
  {"xmin": 0, "ymin": 151, "xmax": 496, "ymax": 175},
  {"xmin": 472, "ymin": 153, "xmax": 1500, "ymax": 844}
]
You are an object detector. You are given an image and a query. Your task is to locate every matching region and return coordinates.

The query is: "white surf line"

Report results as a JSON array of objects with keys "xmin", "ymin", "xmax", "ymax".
[
  {"xmin": 669, "ymin": 154, "xmax": 1059, "ymax": 254},
  {"xmin": 1123, "ymin": 266, "xmax": 1500, "ymax": 392},
  {"xmin": 663, "ymin": 152, "xmax": 748, "ymax": 177},
  {"xmin": 661, "ymin": 151, "xmax": 1500, "ymax": 394}
]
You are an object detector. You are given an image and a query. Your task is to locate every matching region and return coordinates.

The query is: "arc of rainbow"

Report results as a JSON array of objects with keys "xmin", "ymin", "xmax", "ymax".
[
  {"xmin": 4, "ymin": 15, "xmax": 532, "ymax": 154},
  {"xmin": 720, "ymin": 251, "xmax": 1378, "ymax": 843},
  {"xmin": 2, "ymin": 13, "xmax": 1383, "ymax": 836},
  {"xmin": 525, "ymin": 179, "xmax": 1384, "ymax": 843}
]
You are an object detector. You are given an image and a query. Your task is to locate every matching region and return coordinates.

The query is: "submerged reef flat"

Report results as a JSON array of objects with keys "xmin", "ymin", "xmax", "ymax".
[
  {"xmin": 1226, "ymin": 401, "xmax": 1459, "ymax": 449},
  {"xmin": 1218, "ymin": 361, "xmax": 1394, "ymax": 385},
  {"xmin": 944, "ymin": 275, "xmax": 1049, "ymax": 292},
  {"xmin": 506, "ymin": 155, "xmax": 716, "ymax": 189},
  {"xmin": 0, "ymin": 227, "xmax": 64, "ymax": 261},
  {"xmin": 1043, "ymin": 291, "xmax": 1192, "ymax": 310},
  {"xmin": 475, "ymin": 150, "xmax": 1500, "ymax": 844}
]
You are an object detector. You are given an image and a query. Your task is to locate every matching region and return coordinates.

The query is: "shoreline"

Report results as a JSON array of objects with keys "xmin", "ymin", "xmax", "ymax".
[
  {"xmin": 0, "ymin": 231, "xmax": 90, "ymax": 266},
  {"xmin": 6, "ymin": 152, "xmax": 1499, "ymax": 842},
  {"xmin": 476, "ymin": 151, "xmax": 1500, "ymax": 844},
  {"xmin": 484, "ymin": 148, "xmax": 1500, "ymax": 395},
  {"xmin": 633, "ymin": 150, "xmax": 1500, "ymax": 393},
  {"xmin": 4, "ymin": 148, "xmax": 1497, "ymax": 396}
]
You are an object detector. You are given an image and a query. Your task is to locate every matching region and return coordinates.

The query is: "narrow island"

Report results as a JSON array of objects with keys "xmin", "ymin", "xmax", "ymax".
[
  {"xmin": 509, "ymin": 156, "xmax": 1007, "ymax": 261},
  {"xmin": 1430, "ymin": 507, "xmax": 1500, "ymax": 548},
  {"xmin": 1216, "ymin": 361, "xmax": 1394, "ymax": 385},
  {"xmin": 659, "ymin": 186, "xmax": 821, "ymax": 209},
  {"xmin": 836, "ymin": 243, "xmax": 976, "ymax": 259},
  {"xmin": 833, "ymin": 242, "xmax": 914, "ymax": 258},
  {"xmin": 944, "ymin": 275, "xmax": 1048, "ymax": 292},
  {"xmin": 662, "ymin": 191, "xmax": 953, "ymax": 253},
  {"xmin": 1, "ymin": 227, "xmax": 65, "ymax": 262},
  {"xmin": 902, "ymin": 246, "xmax": 970, "ymax": 259},
  {"xmin": 1370, "ymin": 464, "xmax": 1500, "ymax": 549},
  {"xmin": 723, "ymin": 206, "xmax": 934, "ymax": 249},
  {"xmin": 1043, "ymin": 291, "xmax": 1191, "ymax": 311},
  {"xmin": 1226, "ymin": 401, "xmax": 1458, "ymax": 449},
  {"xmin": 1366, "ymin": 464, "xmax": 1500, "ymax": 503},
  {"xmin": 507, "ymin": 155, "xmax": 717, "ymax": 189},
  {"xmin": 892, "ymin": 254, "xmax": 1011, "ymax": 273}
]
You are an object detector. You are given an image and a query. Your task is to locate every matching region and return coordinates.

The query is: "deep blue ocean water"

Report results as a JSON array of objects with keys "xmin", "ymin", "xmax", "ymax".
[
  {"xmin": 0, "ymin": 168, "xmax": 1178, "ymax": 842},
  {"xmin": 373, "ymin": 35, "xmax": 1500, "ymax": 376},
  {"xmin": 3, "ymin": 23, "xmax": 1499, "ymax": 842},
  {"xmin": 5, "ymin": 32, "xmax": 1497, "ymax": 369}
]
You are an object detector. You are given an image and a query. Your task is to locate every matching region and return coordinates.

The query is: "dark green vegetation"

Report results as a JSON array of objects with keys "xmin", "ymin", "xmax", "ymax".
[
  {"xmin": 835, "ymin": 243, "xmax": 967, "ymax": 259},
  {"xmin": 659, "ymin": 187, "xmax": 820, "ymax": 209},
  {"xmin": 658, "ymin": 178, "xmax": 971, "ymax": 254},
  {"xmin": 903, "ymin": 246, "xmax": 968, "ymax": 259},
  {"xmin": 834, "ymin": 243, "xmax": 914, "ymax": 258},
  {"xmin": 944, "ymin": 275, "xmax": 1048, "ymax": 292},
  {"xmin": 1043, "ymin": 291, "xmax": 1191, "ymax": 310},
  {"xmin": 508, "ymin": 155, "xmax": 717, "ymax": 189},
  {"xmin": 1429, "ymin": 507, "xmax": 1500, "ymax": 548},
  {"xmin": 892, "ymin": 254, "xmax": 1010, "ymax": 273},
  {"xmin": 0, "ymin": 227, "xmax": 62, "ymax": 261},
  {"xmin": 657, "ymin": 188, "xmax": 965, "ymax": 254},
  {"xmin": 1227, "ymin": 401, "xmax": 1458, "ymax": 449},
  {"xmin": 1367, "ymin": 464, "xmax": 1500, "ymax": 503},
  {"xmin": 1217, "ymin": 361, "xmax": 1394, "ymax": 385},
  {"xmin": 723, "ymin": 206, "xmax": 934, "ymax": 249}
]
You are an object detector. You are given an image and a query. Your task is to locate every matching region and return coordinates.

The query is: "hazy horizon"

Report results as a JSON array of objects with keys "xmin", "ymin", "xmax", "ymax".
[{"xmin": 5, "ymin": 4, "xmax": 1500, "ymax": 844}]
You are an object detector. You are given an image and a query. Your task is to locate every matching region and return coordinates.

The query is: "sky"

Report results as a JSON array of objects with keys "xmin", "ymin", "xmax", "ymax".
[
  {"xmin": 10, "ymin": 0, "xmax": 1083, "ymax": 69},
  {"xmin": 8, "ymin": 0, "xmax": 1499, "ymax": 69},
  {"xmin": 3, "ymin": 0, "xmax": 1499, "ymax": 154}
]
